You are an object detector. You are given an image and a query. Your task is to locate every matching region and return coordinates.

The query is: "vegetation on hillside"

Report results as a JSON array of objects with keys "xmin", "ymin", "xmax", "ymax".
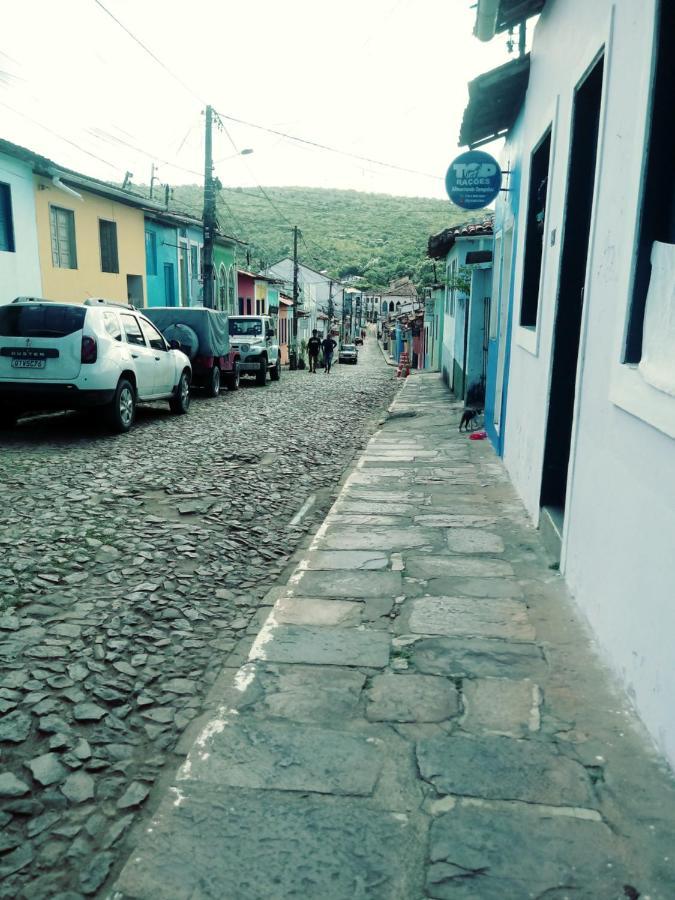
[{"xmin": 143, "ymin": 184, "xmax": 476, "ymax": 291}]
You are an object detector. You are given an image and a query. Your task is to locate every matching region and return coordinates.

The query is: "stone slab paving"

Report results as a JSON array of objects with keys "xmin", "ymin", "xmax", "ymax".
[{"xmin": 113, "ymin": 373, "xmax": 675, "ymax": 899}]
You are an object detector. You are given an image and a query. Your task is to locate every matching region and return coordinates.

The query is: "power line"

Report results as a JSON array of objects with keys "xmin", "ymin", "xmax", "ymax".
[
  {"xmin": 213, "ymin": 109, "xmax": 442, "ymax": 181},
  {"xmin": 87, "ymin": 127, "xmax": 203, "ymax": 177},
  {"xmin": 0, "ymin": 100, "xmax": 121, "ymax": 173},
  {"xmin": 92, "ymin": 0, "xmax": 204, "ymax": 104}
]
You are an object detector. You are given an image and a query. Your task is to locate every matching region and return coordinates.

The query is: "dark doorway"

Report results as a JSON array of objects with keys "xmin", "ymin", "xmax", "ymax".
[{"xmin": 540, "ymin": 55, "xmax": 604, "ymax": 518}]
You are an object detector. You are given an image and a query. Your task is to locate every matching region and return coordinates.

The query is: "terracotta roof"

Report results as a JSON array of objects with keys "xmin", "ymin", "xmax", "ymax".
[{"xmin": 427, "ymin": 216, "xmax": 495, "ymax": 259}]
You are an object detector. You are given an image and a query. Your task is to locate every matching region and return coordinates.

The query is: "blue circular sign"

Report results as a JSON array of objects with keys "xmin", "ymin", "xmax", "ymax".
[{"xmin": 445, "ymin": 150, "xmax": 502, "ymax": 210}]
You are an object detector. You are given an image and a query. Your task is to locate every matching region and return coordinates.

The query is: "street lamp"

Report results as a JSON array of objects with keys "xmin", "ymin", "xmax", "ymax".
[{"xmin": 215, "ymin": 148, "xmax": 254, "ymax": 163}]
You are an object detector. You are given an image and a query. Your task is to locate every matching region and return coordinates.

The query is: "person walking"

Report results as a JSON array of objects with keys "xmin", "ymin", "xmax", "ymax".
[
  {"xmin": 307, "ymin": 330, "xmax": 322, "ymax": 374},
  {"xmin": 322, "ymin": 333, "xmax": 337, "ymax": 374}
]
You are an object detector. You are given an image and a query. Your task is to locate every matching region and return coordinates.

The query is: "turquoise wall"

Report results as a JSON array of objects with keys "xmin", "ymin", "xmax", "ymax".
[{"xmin": 145, "ymin": 218, "xmax": 179, "ymax": 308}]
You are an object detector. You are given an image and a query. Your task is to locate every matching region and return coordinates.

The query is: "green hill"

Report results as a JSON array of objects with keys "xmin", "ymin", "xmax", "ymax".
[{"xmin": 154, "ymin": 184, "xmax": 475, "ymax": 291}]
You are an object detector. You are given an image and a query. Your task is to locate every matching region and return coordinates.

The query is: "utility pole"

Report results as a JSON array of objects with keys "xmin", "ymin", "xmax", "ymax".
[
  {"xmin": 149, "ymin": 163, "xmax": 159, "ymax": 199},
  {"xmin": 327, "ymin": 279, "xmax": 334, "ymax": 324},
  {"xmin": 292, "ymin": 225, "xmax": 299, "ymax": 342},
  {"xmin": 202, "ymin": 105, "xmax": 216, "ymax": 310},
  {"xmin": 164, "ymin": 184, "xmax": 172, "ymax": 209}
]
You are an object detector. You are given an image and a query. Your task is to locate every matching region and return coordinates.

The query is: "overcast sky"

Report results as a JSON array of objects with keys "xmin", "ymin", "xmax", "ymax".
[{"xmin": 1, "ymin": 0, "xmax": 512, "ymax": 200}]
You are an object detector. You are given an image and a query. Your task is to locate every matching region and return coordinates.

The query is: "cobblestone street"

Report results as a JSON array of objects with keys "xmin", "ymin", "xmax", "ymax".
[{"xmin": 0, "ymin": 340, "xmax": 399, "ymax": 898}]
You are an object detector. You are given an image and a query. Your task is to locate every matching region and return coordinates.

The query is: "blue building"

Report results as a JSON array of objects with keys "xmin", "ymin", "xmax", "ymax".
[
  {"xmin": 457, "ymin": 55, "xmax": 530, "ymax": 455},
  {"xmin": 427, "ymin": 219, "xmax": 494, "ymax": 405}
]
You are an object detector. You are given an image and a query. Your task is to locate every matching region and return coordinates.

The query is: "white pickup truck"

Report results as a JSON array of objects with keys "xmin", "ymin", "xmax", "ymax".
[{"xmin": 227, "ymin": 315, "xmax": 281, "ymax": 386}]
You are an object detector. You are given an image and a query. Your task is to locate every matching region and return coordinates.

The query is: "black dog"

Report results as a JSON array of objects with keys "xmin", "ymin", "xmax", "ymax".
[{"xmin": 459, "ymin": 408, "xmax": 483, "ymax": 431}]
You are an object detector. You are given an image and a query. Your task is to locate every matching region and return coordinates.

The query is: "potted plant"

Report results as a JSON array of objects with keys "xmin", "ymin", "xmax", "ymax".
[{"xmin": 297, "ymin": 339, "xmax": 307, "ymax": 370}]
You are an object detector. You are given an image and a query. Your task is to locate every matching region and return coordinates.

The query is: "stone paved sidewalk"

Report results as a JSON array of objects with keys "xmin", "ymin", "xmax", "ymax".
[{"xmin": 112, "ymin": 374, "xmax": 675, "ymax": 900}]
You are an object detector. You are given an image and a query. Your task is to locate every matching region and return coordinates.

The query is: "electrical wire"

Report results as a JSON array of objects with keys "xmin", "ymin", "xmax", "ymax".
[
  {"xmin": 89, "ymin": 1, "xmax": 441, "ymax": 186},
  {"xmin": 212, "ymin": 109, "xmax": 442, "ymax": 181},
  {"xmin": 0, "ymin": 100, "xmax": 121, "ymax": 172},
  {"xmin": 92, "ymin": 0, "xmax": 204, "ymax": 104}
]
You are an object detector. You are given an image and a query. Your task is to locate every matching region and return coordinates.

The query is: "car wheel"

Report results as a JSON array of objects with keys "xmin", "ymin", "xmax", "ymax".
[
  {"xmin": 207, "ymin": 365, "xmax": 221, "ymax": 398},
  {"xmin": 108, "ymin": 378, "xmax": 136, "ymax": 433},
  {"xmin": 225, "ymin": 362, "xmax": 240, "ymax": 391},
  {"xmin": 170, "ymin": 370, "xmax": 191, "ymax": 414},
  {"xmin": 256, "ymin": 357, "xmax": 268, "ymax": 386},
  {"xmin": 270, "ymin": 356, "xmax": 281, "ymax": 381}
]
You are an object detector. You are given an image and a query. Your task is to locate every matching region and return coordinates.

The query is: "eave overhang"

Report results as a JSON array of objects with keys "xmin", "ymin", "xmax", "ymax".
[{"xmin": 459, "ymin": 53, "xmax": 530, "ymax": 149}]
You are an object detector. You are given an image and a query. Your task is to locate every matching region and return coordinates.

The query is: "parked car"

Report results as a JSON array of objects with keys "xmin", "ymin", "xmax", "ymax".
[
  {"xmin": 0, "ymin": 297, "xmax": 192, "ymax": 433},
  {"xmin": 227, "ymin": 315, "xmax": 281, "ymax": 385},
  {"xmin": 339, "ymin": 343, "xmax": 358, "ymax": 364},
  {"xmin": 144, "ymin": 307, "xmax": 239, "ymax": 396}
]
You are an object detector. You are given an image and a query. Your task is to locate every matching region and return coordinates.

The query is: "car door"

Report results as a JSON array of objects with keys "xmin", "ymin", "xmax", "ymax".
[
  {"xmin": 140, "ymin": 317, "xmax": 175, "ymax": 396},
  {"xmin": 120, "ymin": 312, "xmax": 156, "ymax": 398}
]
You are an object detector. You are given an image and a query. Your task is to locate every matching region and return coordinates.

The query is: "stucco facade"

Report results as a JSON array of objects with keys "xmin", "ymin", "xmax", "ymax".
[
  {"xmin": 489, "ymin": 0, "xmax": 675, "ymax": 764},
  {"xmin": 0, "ymin": 151, "xmax": 42, "ymax": 304},
  {"xmin": 34, "ymin": 177, "xmax": 146, "ymax": 305}
]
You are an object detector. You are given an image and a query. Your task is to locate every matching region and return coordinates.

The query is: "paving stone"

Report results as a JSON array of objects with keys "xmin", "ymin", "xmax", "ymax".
[
  {"xmin": 423, "ymin": 576, "xmax": 523, "ymax": 599},
  {"xmin": 79, "ymin": 852, "xmax": 114, "ymax": 895},
  {"xmin": 114, "ymin": 784, "xmax": 426, "ymax": 900},
  {"xmin": 26, "ymin": 753, "xmax": 67, "ymax": 787},
  {"xmin": 409, "ymin": 596, "xmax": 535, "ymax": 641},
  {"xmin": 0, "ymin": 772, "xmax": 30, "ymax": 797},
  {"xmin": 366, "ymin": 674, "xmax": 460, "ymax": 723},
  {"xmin": 117, "ymin": 781, "xmax": 150, "ymax": 809},
  {"xmin": 427, "ymin": 805, "xmax": 626, "ymax": 899},
  {"xmin": 72, "ymin": 703, "xmax": 107, "ymax": 722},
  {"xmin": 273, "ymin": 597, "xmax": 362, "ymax": 626},
  {"xmin": 462, "ymin": 678, "xmax": 541, "ymax": 736},
  {"xmin": 414, "ymin": 514, "xmax": 499, "ymax": 527},
  {"xmin": 61, "ymin": 772, "xmax": 95, "ymax": 803},
  {"xmin": 293, "ymin": 569, "xmax": 402, "ymax": 598},
  {"xmin": 182, "ymin": 718, "xmax": 383, "ymax": 796},
  {"xmin": 301, "ymin": 550, "xmax": 390, "ymax": 570},
  {"xmin": 411, "ymin": 636, "xmax": 547, "ymax": 680},
  {"xmin": 446, "ymin": 529, "xmax": 505, "ymax": 554},
  {"xmin": 319, "ymin": 527, "xmax": 440, "ymax": 551},
  {"xmin": 0, "ymin": 710, "xmax": 32, "ymax": 743},
  {"xmin": 249, "ymin": 665, "xmax": 366, "ymax": 724},
  {"xmin": 0, "ymin": 842, "xmax": 34, "ymax": 878},
  {"xmin": 252, "ymin": 624, "xmax": 390, "ymax": 668},
  {"xmin": 405, "ymin": 555, "xmax": 514, "ymax": 580},
  {"xmin": 416, "ymin": 734, "xmax": 594, "ymax": 806}
]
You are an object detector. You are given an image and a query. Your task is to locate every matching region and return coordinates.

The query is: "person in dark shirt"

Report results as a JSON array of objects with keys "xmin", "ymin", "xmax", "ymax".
[
  {"xmin": 307, "ymin": 330, "xmax": 322, "ymax": 373},
  {"xmin": 322, "ymin": 334, "xmax": 337, "ymax": 374}
]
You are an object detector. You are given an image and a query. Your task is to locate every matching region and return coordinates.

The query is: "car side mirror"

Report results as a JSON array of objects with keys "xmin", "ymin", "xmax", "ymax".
[{"xmin": 169, "ymin": 339, "xmax": 180, "ymax": 350}]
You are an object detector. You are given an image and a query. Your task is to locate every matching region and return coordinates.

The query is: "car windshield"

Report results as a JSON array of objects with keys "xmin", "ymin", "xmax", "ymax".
[
  {"xmin": 229, "ymin": 318, "xmax": 262, "ymax": 337},
  {"xmin": 0, "ymin": 304, "xmax": 86, "ymax": 338},
  {"xmin": 342, "ymin": 345, "xmax": 356, "ymax": 351}
]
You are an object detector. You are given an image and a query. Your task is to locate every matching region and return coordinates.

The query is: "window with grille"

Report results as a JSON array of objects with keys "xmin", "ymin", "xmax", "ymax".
[
  {"xmin": 0, "ymin": 183, "xmax": 15, "ymax": 252},
  {"xmin": 99, "ymin": 220, "xmax": 119, "ymax": 274},
  {"xmin": 520, "ymin": 128, "xmax": 551, "ymax": 327},
  {"xmin": 50, "ymin": 206, "xmax": 77, "ymax": 269}
]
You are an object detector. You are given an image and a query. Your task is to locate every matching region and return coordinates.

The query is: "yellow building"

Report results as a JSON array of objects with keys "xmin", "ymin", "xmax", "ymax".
[{"xmin": 33, "ymin": 171, "xmax": 149, "ymax": 306}]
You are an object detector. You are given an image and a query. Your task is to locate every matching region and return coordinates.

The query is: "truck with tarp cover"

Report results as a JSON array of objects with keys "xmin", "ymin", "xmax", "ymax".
[{"xmin": 143, "ymin": 307, "xmax": 240, "ymax": 396}]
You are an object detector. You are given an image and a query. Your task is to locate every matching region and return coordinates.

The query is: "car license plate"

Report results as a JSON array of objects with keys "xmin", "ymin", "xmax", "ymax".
[{"xmin": 11, "ymin": 358, "xmax": 46, "ymax": 369}]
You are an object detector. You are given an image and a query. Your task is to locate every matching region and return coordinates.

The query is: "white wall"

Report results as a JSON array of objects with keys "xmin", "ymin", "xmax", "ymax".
[
  {"xmin": 0, "ymin": 154, "xmax": 42, "ymax": 303},
  {"xmin": 499, "ymin": 0, "xmax": 675, "ymax": 765}
]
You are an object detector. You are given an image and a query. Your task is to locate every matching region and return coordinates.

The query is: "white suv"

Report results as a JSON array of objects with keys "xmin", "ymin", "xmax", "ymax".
[
  {"xmin": 0, "ymin": 298, "xmax": 192, "ymax": 433},
  {"xmin": 228, "ymin": 315, "xmax": 281, "ymax": 385}
]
